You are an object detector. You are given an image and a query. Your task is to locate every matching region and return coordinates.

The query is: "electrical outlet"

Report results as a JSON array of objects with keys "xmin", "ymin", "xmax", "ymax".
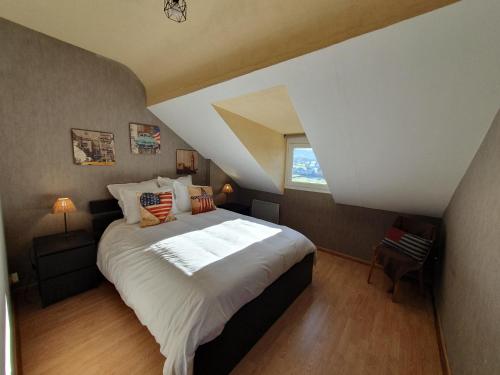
[{"xmin": 9, "ymin": 272, "xmax": 19, "ymax": 284}]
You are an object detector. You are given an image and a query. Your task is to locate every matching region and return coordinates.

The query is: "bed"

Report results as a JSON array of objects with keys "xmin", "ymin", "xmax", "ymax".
[{"xmin": 90, "ymin": 199, "xmax": 316, "ymax": 375}]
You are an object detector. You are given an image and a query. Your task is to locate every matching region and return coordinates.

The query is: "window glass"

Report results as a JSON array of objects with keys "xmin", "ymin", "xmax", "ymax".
[
  {"xmin": 285, "ymin": 136, "xmax": 329, "ymax": 193},
  {"xmin": 291, "ymin": 148, "xmax": 327, "ymax": 185}
]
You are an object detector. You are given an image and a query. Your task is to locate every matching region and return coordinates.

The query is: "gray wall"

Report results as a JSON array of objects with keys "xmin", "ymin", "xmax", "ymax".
[
  {"xmin": 0, "ymin": 198, "xmax": 16, "ymax": 375},
  {"xmin": 238, "ymin": 188, "xmax": 400, "ymax": 261},
  {"xmin": 435, "ymin": 109, "xmax": 500, "ymax": 375},
  {"xmin": 209, "ymin": 161, "xmax": 239, "ymax": 206},
  {"xmin": 0, "ymin": 19, "xmax": 208, "ymax": 283}
]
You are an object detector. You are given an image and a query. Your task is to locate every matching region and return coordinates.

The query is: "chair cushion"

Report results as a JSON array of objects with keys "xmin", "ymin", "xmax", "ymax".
[{"xmin": 382, "ymin": 227, "xmax": 433, "ymax": 263}]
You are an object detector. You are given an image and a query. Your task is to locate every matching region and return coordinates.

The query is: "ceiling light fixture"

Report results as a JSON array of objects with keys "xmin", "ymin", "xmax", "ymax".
[{"xmin": 164, "ymin": 0, "xmax": 187, "ymax": 23}]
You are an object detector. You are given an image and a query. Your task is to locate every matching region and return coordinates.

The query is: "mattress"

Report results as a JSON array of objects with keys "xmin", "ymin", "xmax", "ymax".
[{"xmin": 97, "ymin": 208, "xmax": 316, "ymax": 375}]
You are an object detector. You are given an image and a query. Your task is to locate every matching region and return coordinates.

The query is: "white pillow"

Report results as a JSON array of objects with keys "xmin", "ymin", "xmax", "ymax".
[
  {"xmin": 177, "ymin": 175, "xmax": 192, "ymax": 186},
  {"xmin": 121, "ymin": 187, "xmax": 178, "ymax": 224},
  {"xmin": 173, "ymin": 180, "xmax": 191, "ymax": 212},
  {"xmin": 157, "ymin": 176, "xmax": 174, "ymax": 189},
  {"xmin": 157, "ymin": 175, "xmax": 192, "ymax": 188},
  {"xmin": 107, "ymin": 179, "xmax": 158, "ymax": 201}
]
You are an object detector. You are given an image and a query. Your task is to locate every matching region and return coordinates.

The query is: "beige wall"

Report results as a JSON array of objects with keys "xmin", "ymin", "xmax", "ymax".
[
  {"xmin": 213, "ymin": 106, "xmax": 285, "ymax": 193},
  {"xmin": 435, "ymin": 109, "xmax": 500, "ymax": 375},
  {"xmin": 0, "ymin": 19, "xmax": 208, "ymax": 283}
]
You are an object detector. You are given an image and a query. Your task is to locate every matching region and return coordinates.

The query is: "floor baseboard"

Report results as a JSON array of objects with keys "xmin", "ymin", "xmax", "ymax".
[
  {"xmin": 316, "ymin": 246, "xmax": 379, "ymax": 267},
  {"xmin": 432, "ymin": 293, "xmax": 452, "ymax": 375}
]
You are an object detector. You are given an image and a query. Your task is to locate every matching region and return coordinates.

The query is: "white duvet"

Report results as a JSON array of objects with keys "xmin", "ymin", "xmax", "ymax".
[{"xmin": 97, "ymin": 208, "xmax": 316, "ymax": 375}]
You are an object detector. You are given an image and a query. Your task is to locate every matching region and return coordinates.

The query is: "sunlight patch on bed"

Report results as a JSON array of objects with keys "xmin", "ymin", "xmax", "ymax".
[{"xmin": 147, "ymin": 219, "xmax": 281, "ymax": 275}]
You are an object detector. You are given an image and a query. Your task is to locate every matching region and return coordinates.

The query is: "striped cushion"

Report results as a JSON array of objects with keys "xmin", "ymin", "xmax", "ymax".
[
  {"xmin": 382, "ymin": 227, "xmax": 432, "ymax": 263},
  {"xmin": 188, "ymin": 186, "xmax": 216, "ymax": 215},
  {"xmin": 138, "ymin": 191, "xmax": 176, "ymax": 227}
]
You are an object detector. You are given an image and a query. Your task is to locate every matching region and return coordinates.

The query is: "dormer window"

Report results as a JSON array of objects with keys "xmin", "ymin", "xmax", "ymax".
[{"xmin": 285, "ymin": 135, "xmax": 329, "ymax": 193}]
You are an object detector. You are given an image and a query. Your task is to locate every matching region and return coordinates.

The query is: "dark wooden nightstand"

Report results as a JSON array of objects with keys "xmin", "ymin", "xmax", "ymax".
[
  {"xmin": 33, "ymin": 230, "xmax": 99, "ymax": 307},
  {"xmin": 218, "ymin": 202, "xmax": 251, "ymax": 216}
]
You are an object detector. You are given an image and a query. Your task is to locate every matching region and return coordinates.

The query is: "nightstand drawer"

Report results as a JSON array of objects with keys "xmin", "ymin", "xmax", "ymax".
[
  {"xmin": 38, "ymin": 245, "xmax": 96, "ymax": 280},
  {"xmin": 39, "ymin": 266, "xmax": 99, "ymax": 307}
]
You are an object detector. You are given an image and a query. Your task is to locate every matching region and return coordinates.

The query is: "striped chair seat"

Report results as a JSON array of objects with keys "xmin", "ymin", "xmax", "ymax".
[{"xmin": 382, "ymin": 227, "xmax": 433, "ymax": 263}]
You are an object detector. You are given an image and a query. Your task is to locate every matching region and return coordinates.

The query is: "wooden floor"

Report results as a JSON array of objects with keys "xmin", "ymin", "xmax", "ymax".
[{"xmin": 15, "ymin": 251, "xmax": 443, "ymax": 375}]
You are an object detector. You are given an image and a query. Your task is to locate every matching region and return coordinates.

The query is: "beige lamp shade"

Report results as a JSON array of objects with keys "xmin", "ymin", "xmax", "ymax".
[
  {"xmin": 222, "ymin": 183, "xmax": 234, "ymax": 194},
  {"xmin": 52, "ymin": 197, "xmax": 77, "ymax": 214}
]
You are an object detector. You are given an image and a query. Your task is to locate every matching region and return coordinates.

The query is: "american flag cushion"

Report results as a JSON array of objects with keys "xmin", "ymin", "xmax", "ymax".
[
  {"xmin": 138, "ymin": 191, "xmax": 176, "ymax": 227},
  {"xmin": 188, "ymin": 186, "xmax": 216, "ymax": 215},
  {"xmin": 382, "ymin": 227, "xmax": 433, "ymax": 263}
]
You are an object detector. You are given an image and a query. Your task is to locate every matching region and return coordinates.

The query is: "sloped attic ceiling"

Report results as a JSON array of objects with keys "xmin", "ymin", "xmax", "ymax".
[
  {"xmin": 213, "ymin": 106, "xmax": 286, "ymax": 194},
  {"xmin": 213, "ymin": 86, "xmax": 303, "ymax": 135},
  {"xmin": 150, "ymin": 0, "xmax": 500, "ymax": 217},
  {"xmin": 0, "ymin": 0, "xmax": 455, "ymax": 104}
]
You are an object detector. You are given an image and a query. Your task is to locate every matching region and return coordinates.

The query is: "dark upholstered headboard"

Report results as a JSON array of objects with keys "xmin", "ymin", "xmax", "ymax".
[{"xmin": 89, "ymin": 199, "xmax": 123, "ymax": 242}]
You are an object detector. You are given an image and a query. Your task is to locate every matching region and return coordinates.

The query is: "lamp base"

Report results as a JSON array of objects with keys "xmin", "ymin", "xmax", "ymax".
[{"xmin": 64, "ymin": 213, "xmax": 68, "ymax": 234}]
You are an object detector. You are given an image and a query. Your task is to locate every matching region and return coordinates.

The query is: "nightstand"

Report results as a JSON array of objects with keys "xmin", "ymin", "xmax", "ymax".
[
  {"xmin": 33, "ymin": 230, "xmax": 99, "ymax": 307},
  {"xmin": 218, "ymin": 202, "xmax": 251, "ymax": 216}
]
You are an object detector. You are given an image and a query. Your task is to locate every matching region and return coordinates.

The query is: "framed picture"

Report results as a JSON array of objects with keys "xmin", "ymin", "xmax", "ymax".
[
  {"xmin": 176, "ymin": 149, "xmax": 198, "ymax": 174},
  {"xmin": 129, "ymin": 123, "xmax": 160, "ymax": 154},
  {"xmin": 71, "ymin": 128, "xmax": 116, "ymax": 166}
]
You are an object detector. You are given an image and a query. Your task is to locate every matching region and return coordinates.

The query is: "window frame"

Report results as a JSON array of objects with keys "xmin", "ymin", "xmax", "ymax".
[{"xmin": 284, "ymin": 135, "xmax": 330, "ymax": 194}]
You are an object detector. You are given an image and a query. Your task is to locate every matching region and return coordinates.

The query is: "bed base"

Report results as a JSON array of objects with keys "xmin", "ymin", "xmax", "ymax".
[
  {"xmin": 194, "ymin": 252, "xmax": 314, "ymax": 375},
  {"xmin": 89, "ymin": 199, "xmax": 314, "ymax": 375}
]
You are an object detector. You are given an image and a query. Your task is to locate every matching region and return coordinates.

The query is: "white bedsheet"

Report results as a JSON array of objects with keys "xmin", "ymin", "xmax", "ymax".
[{"xmin": 97, "ymin": 208, "xmax": 316, "ymax": 375}]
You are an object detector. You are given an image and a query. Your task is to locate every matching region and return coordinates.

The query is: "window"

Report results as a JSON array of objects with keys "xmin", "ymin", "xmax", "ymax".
[{"xmin": 285, "ymin": 135, "xmax": 329, "ymax": 193}]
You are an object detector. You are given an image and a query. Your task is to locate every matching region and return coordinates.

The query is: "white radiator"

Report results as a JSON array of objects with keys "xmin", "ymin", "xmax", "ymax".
[{"xmin": 251, "ymin": 199, "xmax": 280, "ymax": 224}]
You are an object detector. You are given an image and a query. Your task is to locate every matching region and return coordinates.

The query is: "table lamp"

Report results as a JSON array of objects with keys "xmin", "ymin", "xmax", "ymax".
[
  {"xmin": 222, "ymin": 183, "xmax": 234, "ymax": 202},
  {"xmin": 53, "ymin": 197, "xmax": 76, "ymax": 234}
]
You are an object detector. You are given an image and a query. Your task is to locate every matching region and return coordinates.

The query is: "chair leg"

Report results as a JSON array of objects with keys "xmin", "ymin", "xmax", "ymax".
[
  {"xmin": 392, "ymin": 279, "xmax": 400, "ymax": 303},
  {"xmin": 418, "ymin": 268, "xmax": 425, "ymax": 294},
  {"xmin": 367, "ymin": 246, "xmax": 379, "ymax": 284}
]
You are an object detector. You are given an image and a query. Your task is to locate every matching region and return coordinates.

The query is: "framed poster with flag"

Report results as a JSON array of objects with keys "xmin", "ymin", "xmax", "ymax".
[
  {"xmin": 176, "ymin": 149, "xmax": 198, "ymax": 174},
  {"xmin": 129, "ymin": 123, "xmax": 161, "ymax": 155}
]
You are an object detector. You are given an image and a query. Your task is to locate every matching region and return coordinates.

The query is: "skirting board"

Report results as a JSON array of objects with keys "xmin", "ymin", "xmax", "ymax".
[
  {"xmin": 316, "ymin": 246, "xmax": 381, "ymax": 268},
  {"xmin": 432, "ymin": 293, "xmax": 452, "ymax": 375}
]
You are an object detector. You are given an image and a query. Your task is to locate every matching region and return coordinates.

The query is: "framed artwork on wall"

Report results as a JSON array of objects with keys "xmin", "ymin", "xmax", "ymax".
[
  {"xmin": 176, "ymin": 149, "xmax": 198, "ymax": 174},
  {"xmin": 129, "ymin": 123, "xmax": 161, "ymax": 154},
  {"xmin": 71, "ymin": 128, "xmax": 116, "ymax": 166}
]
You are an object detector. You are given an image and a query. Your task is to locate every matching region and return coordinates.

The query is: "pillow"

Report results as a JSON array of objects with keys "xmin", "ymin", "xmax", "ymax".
[
  {"xmin": 121, "ymin": 187, "xmax": 178, "ymax": 224},
  {"xmin": 157, "ymin": 176, "xmax": 175, "ymax": 189},
  {"xmin": 173, "ymin": 180, "xmax": 192, "ymax": 212},
  {"xmin": 138, "ymin": 191, "xmax": 176, "ymax": 228},
  {"xmin": 382, "ymin": 227, "xmax": 433, "ymax": 263},
  {"xmin": 188, "ymin": 186, "xmax": 216, "ymax": 215},
  {"xmin": 157, "ymin": 175, "xmax": 192, "ymax": 188},
  {"xmin": 107, "ymin": 179, "xmax": 158, "ymax": 201},
  {"xmin": 176, "ymin": 175, "xmax": 192, "ymax": 186}
]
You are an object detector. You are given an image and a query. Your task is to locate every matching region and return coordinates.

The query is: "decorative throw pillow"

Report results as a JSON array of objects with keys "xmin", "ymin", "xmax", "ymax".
[
  {"xmin": 121, "ymin": 187, "xmax": 177, "ymax": 224},
  {"xmin": 138, "ymin": 191, "xmax": 176, "ymax": 227},
  {"xmin": 188, "ymin": 186, "xmax": 216, "ymax": 215},
  {"xmin": 382, "ymin": 227, "xmax": 433, "ymax": 263}
]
